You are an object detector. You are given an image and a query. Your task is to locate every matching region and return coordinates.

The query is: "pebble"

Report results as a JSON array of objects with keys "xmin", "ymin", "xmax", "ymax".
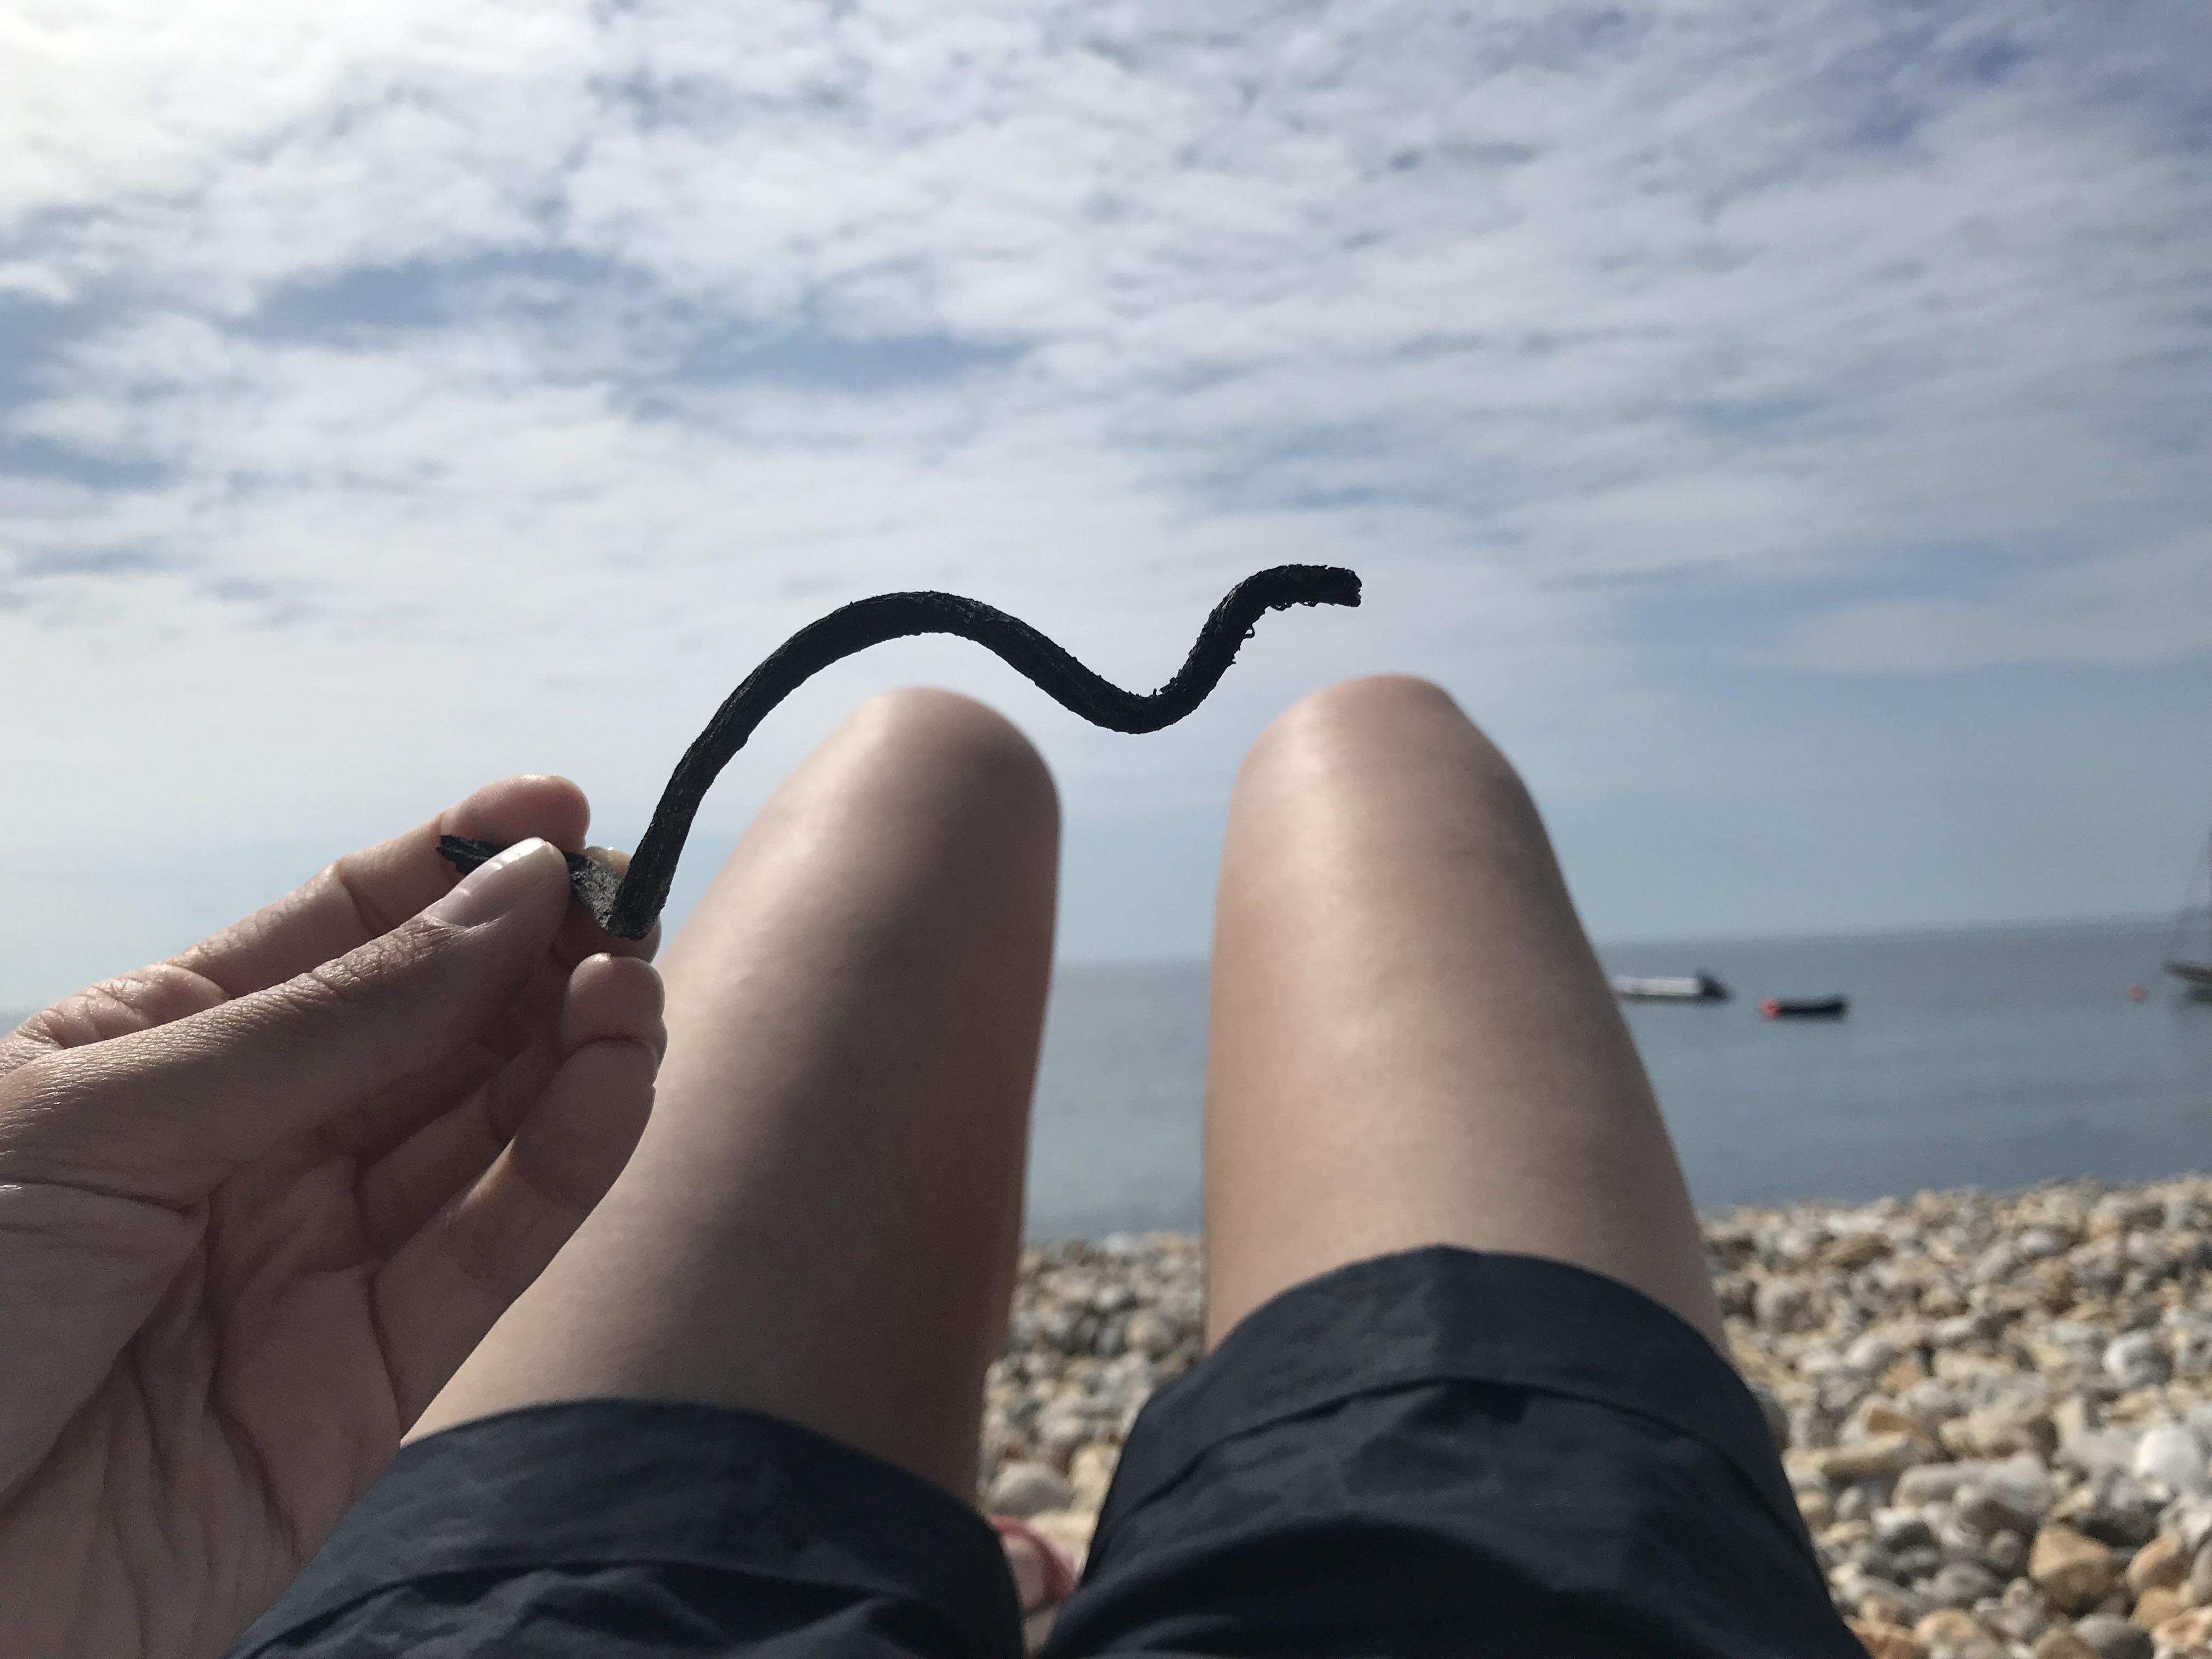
[
  {"xmin": 2152, "ymin": 1606, "xmax": 2212, "ymax": 1655},
  {"xmin": 2032, "ymin": 1525, "xmax": 2122, "ymax": 1615},
  {"xmin": 2134, "ymin": 1425, "xmax": 2210, "ymax": 1498},
  {"xmin": 2071, "ymin": 1613, "xmax": 2153, "ymax": 1659},
  {"xmin": 987, "ymin": 1460, "xmax": 1075, "ymax": 1518},
  {"xmin": 993, "ymin": 1175, "xmax": 2212, "ymax": 1645}
]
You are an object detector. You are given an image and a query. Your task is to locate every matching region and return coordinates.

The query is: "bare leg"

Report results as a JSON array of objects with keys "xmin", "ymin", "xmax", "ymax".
[
  {"xmin": 411, "ymin": 689, "xmax": 1059, "ymax": 1499},
  {"xmin": 1203, "ymin": 675, "xmax": 1723, "ymax": 1349}
]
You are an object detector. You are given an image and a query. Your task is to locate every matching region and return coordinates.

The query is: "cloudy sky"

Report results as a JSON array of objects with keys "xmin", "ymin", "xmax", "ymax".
[{"xmin": 4, "ymin": 0, "xmax": 2209, "ymax": 1009}]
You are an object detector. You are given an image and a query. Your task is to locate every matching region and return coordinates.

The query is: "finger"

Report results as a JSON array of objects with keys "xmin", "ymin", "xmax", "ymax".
[
  {"xmin": 562, "ymin": 952, "xmax": 667, "ymax": 1064},
  {"xmin": 0, "ymin": 961, "xmax": 232, "ymax": 1071},
  {"xmin": 356, "ymin": 955, "xmax": 664, "ymax": 1252},
  {"xmin": 2, "ymin": 783, "xmax": 641, "ymax": 1076},
  {"xmin": 173, "ymin": 776, "xmax": 647, "ymax": 1000},
  {"xmin": 373, "ymin": 1036, "xmax": 657, "ymax": 1424},
  {"xmin": 301, "ymin": 895, "xmax": 654, "ymax": 1179},
  {"xmin": 0, "ymin": 840, "xmax": 574, "ymax": 1204}
]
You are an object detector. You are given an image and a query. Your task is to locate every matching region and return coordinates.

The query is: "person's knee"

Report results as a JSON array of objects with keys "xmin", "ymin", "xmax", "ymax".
[
  {"xmin": 1239, "ymin": 674, "xmax": 1522, "ymax": 802},
  {"xmin": 844, "ymin": 687, "xmax": 1060, "ymax": 840}
]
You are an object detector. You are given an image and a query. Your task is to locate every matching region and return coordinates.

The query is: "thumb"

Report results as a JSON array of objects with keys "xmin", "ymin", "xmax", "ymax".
[{"xmin": 0, "ymin": 839, "xmax": 574, "ymax": 1204}]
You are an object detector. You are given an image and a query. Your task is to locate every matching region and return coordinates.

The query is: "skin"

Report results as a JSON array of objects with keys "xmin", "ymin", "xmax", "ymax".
[
  {"xmin": 1202, "ymin": 674, "xmax": 1724, "ymax": 1346},
  {"xmin": 411, "ymin": 690, "xmax": 1059, "ymax": 1498},
  {"xmin": 0, "ymin": 776, "xmax": 664, "ymax": 1659},
  {"xmin": 416, "ymin": 679, "xmax": 1720, "ymax": 1522},
  {"xmin": 0, "ymin": 675, "xmax": 1724, "ymax": 1650}
]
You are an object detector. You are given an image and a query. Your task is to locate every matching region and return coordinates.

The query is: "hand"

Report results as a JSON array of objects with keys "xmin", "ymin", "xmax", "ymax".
[{"xmin": 0, "ymin": 776, "xmax": 664, "ymax": 1659}]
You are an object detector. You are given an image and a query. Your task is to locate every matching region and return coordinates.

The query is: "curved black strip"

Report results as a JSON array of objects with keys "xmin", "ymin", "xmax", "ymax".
[{"xmin": 439, "ymin": 565, "xmax": 1359, "ymax": 936}]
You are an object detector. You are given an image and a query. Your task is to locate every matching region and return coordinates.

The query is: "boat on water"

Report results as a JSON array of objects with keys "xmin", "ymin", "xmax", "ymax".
[
  {"xmin": 2165, "ymin": 831, "xmax": 2212, "ymax": 994},
  {"xmin": 1759, "ymin": 995, "xmax": 1848, "ymax": 1019},
  {"xmin": 1610, "ymin": 972, "xmax": 1730, "ymax": 1002}
]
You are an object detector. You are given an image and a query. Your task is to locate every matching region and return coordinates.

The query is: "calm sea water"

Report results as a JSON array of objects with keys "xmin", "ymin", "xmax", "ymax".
[
  {"xmin": 10, "ymin": 922, "xmax": 2200, "ymax": 1240},
  {"xmin": 1025, "ymin": 920, "xmax": 2212, "ymax": 1239}
]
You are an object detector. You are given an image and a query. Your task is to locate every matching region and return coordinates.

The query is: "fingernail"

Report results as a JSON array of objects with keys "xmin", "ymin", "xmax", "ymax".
[{"xmin": 427, "ymin": 838, "xmax": 563, "ymax": 928}]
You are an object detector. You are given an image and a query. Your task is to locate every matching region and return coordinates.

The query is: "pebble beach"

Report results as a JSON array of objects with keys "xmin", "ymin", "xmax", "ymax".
[{"xmin": 984, "ymin": 1175, "xmax": 2212, "ymax": 1659}]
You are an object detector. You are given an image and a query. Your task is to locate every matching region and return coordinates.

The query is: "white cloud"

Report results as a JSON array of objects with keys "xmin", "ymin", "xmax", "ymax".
[{"xmin": 2, "ymin": 0, "xmax": 2208, "ymax": 998}]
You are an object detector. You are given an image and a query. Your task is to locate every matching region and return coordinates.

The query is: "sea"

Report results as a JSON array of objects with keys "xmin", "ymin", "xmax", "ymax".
[
  {"xmin": 1024, "ymin": 919, "xmax": 2212, "ymax": 1239},
  {"xmin": 8, "ymin": 920, "xmax": 2202, "ymax": 1242}
]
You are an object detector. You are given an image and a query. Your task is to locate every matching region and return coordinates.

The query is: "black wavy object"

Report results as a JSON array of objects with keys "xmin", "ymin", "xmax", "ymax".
[{"xmin": 439, "ymin": 564, "xmax": 1361, "ymax": 938}]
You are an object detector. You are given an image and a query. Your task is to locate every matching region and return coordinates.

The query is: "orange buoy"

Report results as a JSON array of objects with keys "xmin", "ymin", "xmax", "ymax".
[{"xmin": 2127, "ymin": 983, "xmax": 2148, "ymax": 1002}]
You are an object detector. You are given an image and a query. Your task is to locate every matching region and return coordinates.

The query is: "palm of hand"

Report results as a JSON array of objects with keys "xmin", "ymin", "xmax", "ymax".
[{"xmin": 0, "ymin": 779, "xmax": 661, "ymax": 1659}]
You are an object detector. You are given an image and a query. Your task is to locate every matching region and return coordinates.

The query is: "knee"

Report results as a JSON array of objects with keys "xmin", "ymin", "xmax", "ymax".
[
  {"xmin": 843, "ymin": 687, "xmax": 1060, "ymax": 840},
  {"xmin": 1239, "ymin": 675, "xmax": 1523, "ymax": 802}
]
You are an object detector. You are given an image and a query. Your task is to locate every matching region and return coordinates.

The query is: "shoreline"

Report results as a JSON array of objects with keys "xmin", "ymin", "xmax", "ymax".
[{"xmin": 989, "ymin": 1173, "xmax": 2212, "ymax": 1659}]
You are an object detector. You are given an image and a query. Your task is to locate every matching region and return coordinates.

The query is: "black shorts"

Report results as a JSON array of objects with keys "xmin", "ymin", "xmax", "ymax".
[{"xmin": 227, "ymin": 1247, "xmax": 1857, "ymax": 1658}]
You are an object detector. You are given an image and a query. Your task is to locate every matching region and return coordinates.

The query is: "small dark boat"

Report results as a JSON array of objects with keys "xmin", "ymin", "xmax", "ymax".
[{"xmin": 1759, "ymin": 996, "xmax": 1848, "ymax": 1019}]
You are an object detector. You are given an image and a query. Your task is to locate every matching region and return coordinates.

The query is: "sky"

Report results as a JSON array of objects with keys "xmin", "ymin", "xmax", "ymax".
[{"xmin": 3, "ymin": 0, "xmax": 2209, "ymax": 1011}]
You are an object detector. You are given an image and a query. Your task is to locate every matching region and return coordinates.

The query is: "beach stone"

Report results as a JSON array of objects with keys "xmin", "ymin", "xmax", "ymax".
[
  {"xmin": 1916, "ymin": 1607, "xmax": 2005, "ymax": 1657},
  {"xmin": 2132, "ymin": 1587, "xmax": 2188, "ymax": 1631},
  {"xmin": 1864, "ymin": 1402, "xmax": 1939, "ymax": 1448},
  {"xmin": 1916, "ymin": 1609, "xmax": 1982, "ymax": 1645},
  {"xmin": 1122, "ymin": 1310, "xmax": 1177, "ymax": 1359},
  {"xmin": 1988, "ymin": 1581, "xmax": 2052, "ymax": 1644},
  {"xmin": 2092, "ymin": 1195, "xmax": 2164, "ymax": 1237},
  {"xmin": 2128, "ymin": 1534, "xmax": 2188, "ymax": 1596},
  {"xmin": 1827, "ymin": 1229, "xmax": 1893, "ymax": 1271},
  {"xmin": 1861, "ymin": 1587, "xmax": 1931, "ymax": 1628},
  {"xmin": 2151, "ymin": 1607, "xmax": 2212, "ymax": 1657},
  {"xmin": 1839, "ymin": 1482, "xmax": 1887, "ymax": 1522},
  {"xmin": 1956, "ymin": 1457, "xmax": 2055, "ymax": 1536},
  {"xmin": 1973, "ymin": 1242, "xmax": 2023, "ymax": 1286},
  {"xmin": 2191, "ymin": 1539, "xmax": 2212, "ymax": 1606},
  {"xmin": 1877, "ymin": 1511, "xmax": 1940, "ymax": 1551},
  {"xmin": 1981, "ymin": 1530, "xmax": 2029, "ymax": 1577},
  {"xmin": 1849, "ymin": 1617, "xmax": 1925, "ymax": 1659},
  {"xmin": 2071, "ymin": 1613, "xmax": 2153, "ymax": 1659},
  {"xmin": 2067, "ymin": 1430, "xmax": 2146, "ymax": 1486},
  {"xmin": 1757, "ymin": 1279, "xmax": 1814, "ymax": 1331},
  {"xmin": 1925, "ymin": 1560, "xmax": 2006, "ymax": 1610},
  {"xmin": 988, "ymin": 1461, "xmax": 1075, "ymax": 1518},
  {"xmin": 1900, "ymin": 1464, "xmax": 1985, "ymax": 1508},
  {"xmin": 1069, "ymin": 1442, "xmax": 1118, "ymax": 1512},
  {"xmin": 1944, "ymin": 1406, "xmax": 2057, "ymax": 1461},
  {"xmin": 2134, "ymin": 1424, "xmax": 2210, "ymax": 1498},
  {"xmin": 2032, "ymin": 1628, "xmax": 2098, "ymax": 1659},
  {"xmin": 2107, "ymin": 1334, "xmax": 2171, "ymax": 1392},
  {"xmin": 2033, "ymin": 1525, "xmax": 2124, "ymax": 1615},
  {"xmin": 1033, "ymin": 1401, "xmax": 1099, "ymax": 1465},
  {"xmin": 2171, "ymin": 1321, "xmax": 2212, "ymax": 1380},
  {"xmin": 1902, "ymin": 1380, "xmax": 1967, "ymax": 1427},
  {"xmin": 2063, "ymin": 1476, "xmax": 2164, "ymax": 1550},
  {"xmin": 2055, "ymin": 1394, "xmax": 2102, "ymax": 1448},
  {"xmin": 1821, "ymin": 1435, "xmax": 1931, "ymax": 1483},
  {"xmin": 2167, "ymin": 1499, "xmax": 2212, "ymax": 1559}
]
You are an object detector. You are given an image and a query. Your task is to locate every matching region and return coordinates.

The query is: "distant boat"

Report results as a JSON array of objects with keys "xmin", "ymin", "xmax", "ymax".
[
  {"xmin": 1611, "ymin": 972, "xmax": 1730, "ymax": 1002},
  {"xmin": 2165, "ymin": 831, "xmax": 2212, "ymax": 993},
  {"xmin": 1759, "ymin": 995, "xmax": 1848, "ymax": 1019}
]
